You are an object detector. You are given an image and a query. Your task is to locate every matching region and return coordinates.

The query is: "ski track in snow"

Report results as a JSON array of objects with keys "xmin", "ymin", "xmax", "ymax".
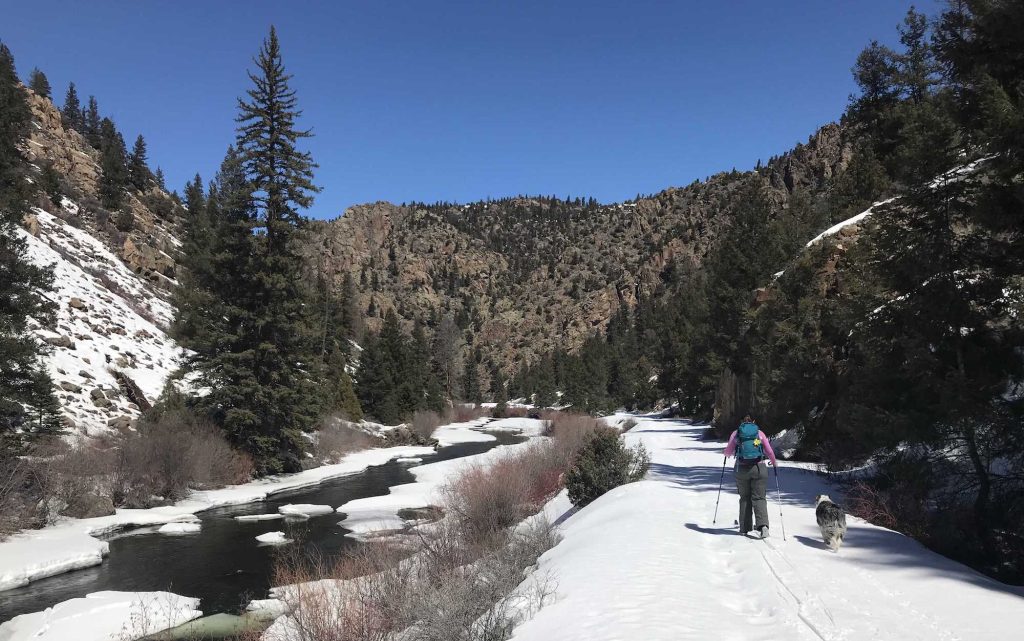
[{"xmin": 508, "ymin": 417, "xmax": 1024, "ymax": 641}]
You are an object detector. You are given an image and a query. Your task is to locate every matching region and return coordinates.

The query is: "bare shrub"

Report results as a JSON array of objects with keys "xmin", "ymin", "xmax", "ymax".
[
  {"xmin": 620, "ymin": 418, "xmax": 638, "ymax": 432},
  {"xmin": 410, "ymin": 410, "xmax": 441, "ymax": 441},
  {"xmin": 314, "ymin": 417, "xmax": 379, "ymax": 464},
  {"xmin": 267, "ymin": 441, "xmax": 566, "ymax": 640},
  {"xmin": 30, "ymin": 439, "xmax": 117, "ymax": 521},
  {"xmin": 442, "ymin": 443, "xmax": 565, "ymax": 547},
  {"xmin": 450, "ymin": 404, "xmax": 489, "ymax": 423},
  {"xmin": 113, "ymin": 410, "xmax": 253, "ymax": 508},
  {"xmin": 0, "ymin": 457, "xmax": 40, "ymax": 537},
  {"xmin": 499, "ymin": 406, "xmax": 528, "ymax": 419},
  {"xmin": 543, "ymin": 411, "xmax": 603, "ymax": 466}
]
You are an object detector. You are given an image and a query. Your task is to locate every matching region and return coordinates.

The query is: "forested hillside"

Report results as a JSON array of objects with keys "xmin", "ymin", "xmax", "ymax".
[
  {"xmin": 514, "ymin": 2, "xmax": 1024, "ymax": 581},
  {"xmin": 308, "ymin": 122, "xmax": 852, "ymax": 398}
]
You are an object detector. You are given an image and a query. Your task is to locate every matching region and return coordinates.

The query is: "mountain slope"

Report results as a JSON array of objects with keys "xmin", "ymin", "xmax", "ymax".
[
  {"xmin": 17, "ymin": 87, "xmax": 187, "ymax": 438},
  {"xmin": 309, "ymin": 124, "xmax": 849, "ymax": 378},
  {"xmin": 20, "ymin": 206, "xmax": 182, "ymax": 437}
]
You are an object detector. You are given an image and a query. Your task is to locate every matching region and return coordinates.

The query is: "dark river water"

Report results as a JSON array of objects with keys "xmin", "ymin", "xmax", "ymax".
[{"xmin": 0, "ymin": 433, "xmax": 522, "ymax": 623}]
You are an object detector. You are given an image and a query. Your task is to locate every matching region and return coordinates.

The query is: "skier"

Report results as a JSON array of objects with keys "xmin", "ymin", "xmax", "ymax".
[{"xmin": 723, "ymin": 414, "xmax": 777, "ymax": 538}]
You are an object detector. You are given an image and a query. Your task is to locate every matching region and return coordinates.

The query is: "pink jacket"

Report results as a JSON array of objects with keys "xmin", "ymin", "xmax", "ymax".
[{"xmin": 724, "ymin": 429, "xmax": 777, "ymax": 467}]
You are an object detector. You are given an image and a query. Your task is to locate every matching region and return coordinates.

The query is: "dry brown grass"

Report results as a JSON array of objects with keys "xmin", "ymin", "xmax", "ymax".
[{"xmin": 496, "ymin": 406, "xmax": 528, "ymax": 419}]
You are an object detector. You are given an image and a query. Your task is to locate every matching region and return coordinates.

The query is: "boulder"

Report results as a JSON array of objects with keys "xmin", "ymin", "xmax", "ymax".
[
  {"xmin": 22, "ymin": 212, "xmax": 40, "ymax": 237},
  {"xmin": 44, "ymin": 335, "xmax": 75, "ymax": 349},
  {"xmin": 60, "ymin": 381, "xmax": 82, "ymax": 393},
  {"xmin": 65, "ymin": 492, "xmax": 115, "ymax": 519},
  {"xmin": 106, "ymin": 415, "xmax": 134, "ymax": 432},
  {"xmin": 68, "ymin": 297, "xmax": 88, "ymax": 310}
]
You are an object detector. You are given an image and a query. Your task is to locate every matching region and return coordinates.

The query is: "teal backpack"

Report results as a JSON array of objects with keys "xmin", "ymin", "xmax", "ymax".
[{"xmin": 736, "ymin": 422, "xmax": 764, "ymax": 461}]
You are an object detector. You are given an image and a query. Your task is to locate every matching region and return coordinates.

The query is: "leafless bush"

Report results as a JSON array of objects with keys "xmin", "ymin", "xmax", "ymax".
[
  {"xmin": 30, "ymin": 439, "xmax": 117, "ymax": 521},
  {"xmin": 410, "ymin": 411, "xmax": 442, "ymax": 441},
  {"xmin": 620, "ymin": 419, "xmax": 639, "ymax": 432},
  {"xmin": 314, "ymin": 418, "xmax": 378, "ymax": 464},
  {"xmin": 499, "ymin": 406, "xmax": 528, "ymax": 419},
  {"xmin": 0, "ymin": 457, "xmax": 40, "ymax": 537},
  {"xmin": 267, "ymin": 442, "xmax": 566, "ymax": 641},
  {"xmin": 449, "ymin": 404, "xmax": 489, "ymax": 423},
  {"xmin": 543, "ymin": 411, "xmax": 603, "ymax": 466},
  {"xmin": 846, "ymin": 480, "xmax": 901, "ymax": 532},
  {"xmin": 113, "ymin": 410, "xmax": 253, "ymax": 508},
  {"xmin": 441, "ymin": 442, "xmax": 565, "ymax": 548}
]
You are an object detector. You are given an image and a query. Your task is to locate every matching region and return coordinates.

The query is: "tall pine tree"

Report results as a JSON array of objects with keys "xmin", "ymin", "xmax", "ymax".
[
  {"xmin": 0, "ymin": 43, "xmax": 60, "ymax": 453},
  {"xmin": 60, "ymin": 82, "xmax": 80, "ymax": 131},
  {"xmin": 83, "ymin": 96, "xmax": 100, "ymax": 148},
  {"xmin": 27, "ymin": 68, "xmax": 50, "ymax": 99},
  {"xmin": 199, "ymin": 27, "xmax": 322, "ymax": 472},
  {"xmin": 128, "ymin": 134, "xmax": 151, "ymax": 190}
]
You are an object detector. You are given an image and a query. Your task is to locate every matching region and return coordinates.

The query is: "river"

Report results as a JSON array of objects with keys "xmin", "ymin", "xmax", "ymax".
[{"xmin": 0, "ymin": 432, "xmax": 523, "ymax": 624}]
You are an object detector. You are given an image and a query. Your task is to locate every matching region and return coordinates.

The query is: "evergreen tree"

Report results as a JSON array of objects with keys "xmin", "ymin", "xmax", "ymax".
[
  {"xmin": 83, "ymin": 96, "xmax": 101, "ymax": 148},
  {"xmin": 0, "ymin": 42, "xmax": 60, "ymax": 451},
  {"xmin": 98, "ymin": 117, "xmax": 128, "ymax": 210},
  {"xmin": 171, "ymin": 172, "xmax": 217, "ymax": 351},
  {"xmin": 128, "ymin": 134, "xmax": 151, "ymax": 190},
  {"xmin": 27, "ymin": 67, "xmax": 50, "ymax": 99},
  {"xmin": 60, "ymin": 82, "xmax": 80, "ymax": 131},
  {"xmin": 39, "ymin": 160, "xmax": 63, "ymax": 205},
  {"xmin": 462, "ymin": 359, "xmax": 482, "ymax": 403},
  {"xmin": 190, "ymin": 27, "xmax": 323, "ymax": 472},
  {"xmin": 154, "ymin": 166, "xmax": 166, "ymax": 190}
]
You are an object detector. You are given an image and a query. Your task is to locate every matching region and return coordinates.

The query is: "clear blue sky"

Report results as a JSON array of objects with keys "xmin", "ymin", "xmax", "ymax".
[{"xmin": 1, "ymin": 0, "xmax": 936, "ymax": 219}]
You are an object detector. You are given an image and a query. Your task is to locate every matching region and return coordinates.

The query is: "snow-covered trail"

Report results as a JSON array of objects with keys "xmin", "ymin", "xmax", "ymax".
[{"xmin": 510, "ymin": 417, "xmax": 1024, "ymax": 641}]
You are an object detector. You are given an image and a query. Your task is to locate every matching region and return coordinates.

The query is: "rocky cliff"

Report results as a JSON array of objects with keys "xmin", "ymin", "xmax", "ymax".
[{"xmin": 309, "ymin": 124, "xmax": 850, "ymax": 380}]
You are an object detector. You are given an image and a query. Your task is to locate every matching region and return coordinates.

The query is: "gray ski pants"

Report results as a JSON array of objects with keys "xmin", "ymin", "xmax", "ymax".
[{"xmin": 735, "ymin": 460, "xmax": 769, "ymax": 532}]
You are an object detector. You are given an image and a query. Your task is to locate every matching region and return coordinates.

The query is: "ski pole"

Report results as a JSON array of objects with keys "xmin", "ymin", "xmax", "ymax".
[
  {"xmin": 712, "ymin": 456, "xmax": 727, "ymax": 524},
  {"xmin": 774, "ymin": 465, "xmax": 787, "ymax": 541}
]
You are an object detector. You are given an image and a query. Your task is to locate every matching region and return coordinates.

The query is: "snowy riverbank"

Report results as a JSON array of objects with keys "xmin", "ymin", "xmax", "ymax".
[
  {"xmin": 0, "ymin": 417, "xmax": 536, "ymax": 639},
  {"xmin": 0, "ymin": 443, "xmax": 445, "ymax": 592},
  {"xmin": 336, "ymin": 418, "xmax": 548, "ymax": 538}
]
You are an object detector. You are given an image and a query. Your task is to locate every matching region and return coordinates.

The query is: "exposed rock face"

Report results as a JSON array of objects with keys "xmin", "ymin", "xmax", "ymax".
[
  {"xmin": 307, "ymin": 123, "xmax": 850, "ymax": 377},
  {"xmin": 21, "ymin": 88, "xmax": 184, "ymax": 292}
]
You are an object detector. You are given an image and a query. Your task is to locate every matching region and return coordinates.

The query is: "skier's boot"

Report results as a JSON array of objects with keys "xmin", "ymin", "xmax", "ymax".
[{"xmin": 758, "ymin": 525, "xmax": 769, "ymax": 539}]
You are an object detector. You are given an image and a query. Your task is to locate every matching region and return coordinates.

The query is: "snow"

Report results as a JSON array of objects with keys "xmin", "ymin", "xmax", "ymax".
[
  {"xmin": 506, "ymin": 417, "xmax": 1024, "ymax": 641},
  {"xmin": 336, "ymin": 439, "xmax": 539, "ymax": 538},
  {"xmin": 805, "ymin": 197, "xmax": 897, "ymax": 247},
  {"xmin": 18, "ymin": 209, "xmax": 183, "ymax": 437},
  {"xmin": 255, "ymin": 532, "xmax": 292, "ymax": 545},
  {"xmin": 432, "ymin": 417, "xmax": 496, "ymax": 446},
  {"xmin": 278, "ymin": 504, "xmax": 334, "ymax": 518},
  {"xmin": 485, "ymin": 417, "xmax": 547, "ymax": 436},
  {"xmin": 235, "ymin": 513, "xmax": 285, "ymax": 522},
  {"xmin": 804, "ymin": 157, "xmax": 992, "ymax": 251},
  {"xmin": 0, "ymin": 590, "xmax": 201, "ymax": 641},
  {"xmin": 0, "ymin": 444, "xmax": 433, "ymax": 591},
  {"xmin": 396, "ymin": 457, "xmax": 423, "ymax": 463},
  {"xmin": 157, "ymin": 521, "xmax": 201, "ymax": 534}
]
